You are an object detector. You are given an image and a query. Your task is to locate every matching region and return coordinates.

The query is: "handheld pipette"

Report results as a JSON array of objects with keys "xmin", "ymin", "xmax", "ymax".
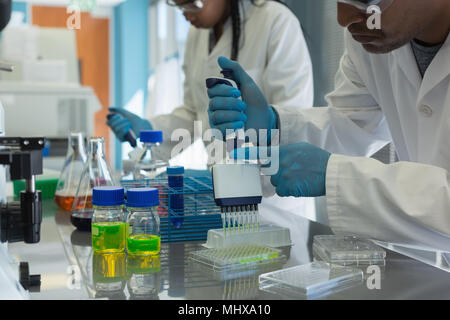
[
  {"xmin": 106, "ymin": 113, "xmax": 137, "ymax": 148},
  {"xmin": 212, "ymin": 163, "xmax": 262, "ymax": 236},
  {"xmin": 206, "ymin": 69, "xmax": 246, "ymax": 151}
]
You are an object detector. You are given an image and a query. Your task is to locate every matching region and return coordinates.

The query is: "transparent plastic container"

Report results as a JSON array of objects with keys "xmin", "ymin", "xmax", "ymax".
[
  {"xmin": 190, "ymin": 244, "xmax": 285, "ymax": 275},
  {"xmin": 313, "ymin": 235, "xmax": 386, "ymax": 266},
  {"xmin": 72, "ymin": 137, "xmax": 116, "ymax": 218},
  {"xmin": 204, "ymin": 224, "xmax": 292, "ymax": 249},
  {"xmin": 92, "ymin": 252, "xmax": 127, "ymax": 300},
  {"xmin": 167, "ymin": 166, "xmax": 184, "ymax": 228},
  {"xmin": 127, "ymin": 254, "xmax": 161, "ymax": 300},
  {"xmin": 54, "ymin": 133, "xmax": 87, "ymax": 211},
  {"xmin": 126, "ymin": 188, "xmax": 161, "ymax": 256},
  {"xmin": 259, "ymin": 261, "xmax": 363, "ymax": 299},
  {"xmin": 133, "ymin": 131, "xmax": 168, "ymax": 180},
  {"xmin": 91, "ymin": 187, "xmax": 126, "ymax": 254}
]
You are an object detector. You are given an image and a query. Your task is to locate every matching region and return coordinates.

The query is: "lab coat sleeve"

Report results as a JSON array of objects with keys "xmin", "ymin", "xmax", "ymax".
[
  {"xmin": 260, "ymin": 8, "xmax": 315, "ymax": 197},
  {"xmin": 326, "ymin": 154, "xmax": 450, "ymax": 251},
  {"xmin": 149, "ymin": 30, "xmax": 198, "ymax": 161},
  {"xmin": 262, "ymin": 8, "xmax": 314, "ymax": 109},
  {"xmin": 273, "ymin": 47, "xmax": 392, "ymax": 157}
]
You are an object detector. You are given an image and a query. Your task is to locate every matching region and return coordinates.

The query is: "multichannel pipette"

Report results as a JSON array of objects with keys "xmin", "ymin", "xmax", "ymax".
[{"xmin": 212, "ymin": 163, "xmax": 262, "ymax": 235}]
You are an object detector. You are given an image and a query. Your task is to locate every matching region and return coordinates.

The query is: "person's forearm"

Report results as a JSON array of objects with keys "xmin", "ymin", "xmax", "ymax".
[{"xmin": 272, "ymin": 104, "xmax": 391, "ymax": 157}]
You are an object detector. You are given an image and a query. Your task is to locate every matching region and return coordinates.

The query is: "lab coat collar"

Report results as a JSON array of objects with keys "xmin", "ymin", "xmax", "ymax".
[
  {"xmin": 393, "ymin": 40, "xmax": 422, "ymax": 91},
  {"xmin": 394, "ymin": 32, "xmax": 450, "ymax": 102},
  {"xmin": 417, "ymin": 32, "xmax": 450, "ymax": 102}
]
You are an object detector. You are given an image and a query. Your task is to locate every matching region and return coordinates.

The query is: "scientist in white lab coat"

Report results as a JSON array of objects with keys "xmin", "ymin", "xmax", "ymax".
[
  {"xmin": 208, "ymin": 0, "xmax": 450, "ymax": 251},
  {"xmin": 107, "ymin": 0, "xmax": 313, "ymax": 162}
]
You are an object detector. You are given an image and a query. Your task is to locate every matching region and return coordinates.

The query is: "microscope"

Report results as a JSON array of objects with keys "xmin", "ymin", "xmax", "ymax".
[
  {"xmin": 0, "ymin": 0, "xmax": 43, "ymax": 297},
  {"xmin": 0, "ymin": 137, "xmax": 45, "ymax": 245},
  {"xmin": 0, "ymin": 137, "xmax": 46, "ymax": 296}
]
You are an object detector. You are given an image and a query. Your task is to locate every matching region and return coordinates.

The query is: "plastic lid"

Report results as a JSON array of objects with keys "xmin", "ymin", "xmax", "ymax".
[
  {"xmin": 313, "ymin": 235, "xmax": 386, "ymax": 266},
  {"xmin": 140, "ymin": 131, "xmax": 163, "ymax": 143},
  {"xmin": 92, "ymin": 187, "xmax": 124, "ymax": 206},
  {"xmin": 127, "ymin": 188, "xmax": 159, "ymax": 207},
  {"xmin": 167, "ymin": 166, "xmax": 185, "ymax": 175}
]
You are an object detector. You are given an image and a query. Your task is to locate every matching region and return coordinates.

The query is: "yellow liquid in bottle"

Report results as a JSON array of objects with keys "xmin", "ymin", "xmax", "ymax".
[
  {"xmin": 92, "ymin": 222, "xmax": 126, "ymax": 253},
  {"xmin": 127, "ymin": 234, "xmax": 161, "ymax": 256}
]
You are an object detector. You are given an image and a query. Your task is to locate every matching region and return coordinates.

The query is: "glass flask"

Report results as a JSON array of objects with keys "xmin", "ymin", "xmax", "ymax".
[
  {"xmin": 126, "ymin": 188, "xmax": 161, "ymax": 256},
  {"xmin": 72, "ymin": 137, "xmax": 116, "ymax": 215},
  {"xmin": 133, "ymin": 131, "xmax": 168, "ymax": 180},
  {"xmin": 127, "ymin": 254, "xmax": 161, "ymax": 300},
  {"xmin": 91, "ymin": 187, "xmax": 126, "ymax": 254},
  {"xmin": 54, "ymin": 133, "xmax": 87, "ymax": 211}
]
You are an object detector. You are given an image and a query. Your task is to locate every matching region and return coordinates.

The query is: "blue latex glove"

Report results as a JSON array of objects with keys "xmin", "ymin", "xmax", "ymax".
[
  {"xmin": 207, "ymin": 56, "xmax": 278, "ymax": 143},
  {"xmin": 230, "ymin": 143, "xmax": 331, "ymax": 197},
  {"xmin": 107, "ymin": 107, "xmax": 152, "ymax": 142}
]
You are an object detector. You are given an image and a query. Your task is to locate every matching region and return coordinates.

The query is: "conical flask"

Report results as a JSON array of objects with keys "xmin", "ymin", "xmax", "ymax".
[
  {"xmin": 54, "ymin": 133, "xmax": 88, "ymax": 211},
  {"xmin": 72, "ymin": 137, "xmax": 116, "ymax": 214}
]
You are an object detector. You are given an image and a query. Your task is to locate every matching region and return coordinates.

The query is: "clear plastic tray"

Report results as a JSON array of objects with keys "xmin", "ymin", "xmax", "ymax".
[
  {"xmin": 313, "ymin": 235, "xmax": 386, "ymax": 266},
  {"xmin": 259, "ymin": 261, "xmax": 363, "ymax": 299},
  {"xmin": 204, "ymin": 225, "xmax": 292, "ymax": 249},
  {"xmin": 190, "ymin": 257, "xmax": 286, "ymax": 282},
  {"xmin": 190, "ymin": 244, "xmax": 285, "ymax": 274}
]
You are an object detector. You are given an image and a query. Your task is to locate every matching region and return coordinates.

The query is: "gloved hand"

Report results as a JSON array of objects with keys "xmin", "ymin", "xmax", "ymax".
[
  {"xmin": 207, "ymin": 56, "xmax": 278, "ymax": 142},
  {"xmin": 230, "ymin": 143, "xmax": 331, "ymax": 197},
  {"xmin": 107, "ymin": 107, "xmax": 153, "ymax": 142}
]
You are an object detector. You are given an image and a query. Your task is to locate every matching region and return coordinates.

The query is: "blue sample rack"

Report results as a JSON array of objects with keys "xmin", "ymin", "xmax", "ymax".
[{"xmin": 121, "ymin": 176, "xmax": 222, "ymax": 243}]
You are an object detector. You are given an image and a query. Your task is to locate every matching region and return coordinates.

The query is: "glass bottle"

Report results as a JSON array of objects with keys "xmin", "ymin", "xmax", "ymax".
[
  {"xmin": 127, "ymin": 254, "xmax": 161, "ymax": 300},
  {"xmin": 91, "ymin": 187, "xmax": 126, "ymax": 254},
  {"xmin": 126, "ymin": 188, "xmax": 161, "ymax": 256},
  {"xmin": 133, "ymin": 131, "xmax": 168, "ymax": 180},
  {"xmin": 54, "ymin": 133, "xmax": 87, "ymax": 211},
  {"xmin": 72, "ymin": 137, "xmax": 116, "ymax": 214},
  {"xmin": 92, "ymin": 252, "xmax": 127, "ymax": 300}
]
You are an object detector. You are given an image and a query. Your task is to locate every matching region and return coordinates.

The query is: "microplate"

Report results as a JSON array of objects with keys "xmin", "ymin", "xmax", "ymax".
[
  {"xmin": 259, "ymin": 261, "xmax": 363, "ymax": 299},
  {"xmin": 190, "ymin": 244, "xmax": 286, "ymax": 274},
  {"xmin": 313, "ymin": 235, "xmax": 386, "ymax": 266},
  {"xmin": 204, "ymin": 225, "xmax": 292, "ymax": 249}
]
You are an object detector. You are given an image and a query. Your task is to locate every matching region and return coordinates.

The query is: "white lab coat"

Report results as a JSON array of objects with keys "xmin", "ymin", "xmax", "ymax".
[
  {"xmin": 150, "ymin": 0, "xmax": 313, "ymax": 161},
  {"xmin": 274, "ymin": 31, "xmax": 450, "ymax": 251}
]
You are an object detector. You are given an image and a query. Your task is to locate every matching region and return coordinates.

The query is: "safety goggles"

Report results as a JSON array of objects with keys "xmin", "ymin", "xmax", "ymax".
[
  {"xmin": 338, "ymin": 0, "xmax": 394, "ymax": 11},
  {"xmin": 166, "ymin": 0, "xmax": 204, "ymax": 12}
]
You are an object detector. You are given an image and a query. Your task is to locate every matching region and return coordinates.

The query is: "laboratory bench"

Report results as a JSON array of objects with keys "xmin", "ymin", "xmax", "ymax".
[{"xmin": 7, "ymin": 199, "xmax": 450, "ymax": 300}]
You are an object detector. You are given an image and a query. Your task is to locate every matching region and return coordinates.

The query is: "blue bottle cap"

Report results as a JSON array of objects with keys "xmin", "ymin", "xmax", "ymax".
[
  {"xmin": 167, "ymin": 166, "xmax": 185, "ymax": 175},
  {"xmin": 140, "ymin": 131, "xmax": 163, "ymax": 143},
  {"xmin": 127, "ymin": 188, "xmax": 160, "ymax": 208},
  {"xmin": 92, "ymin": 187, "xmax": 124, "ymax": 206}
]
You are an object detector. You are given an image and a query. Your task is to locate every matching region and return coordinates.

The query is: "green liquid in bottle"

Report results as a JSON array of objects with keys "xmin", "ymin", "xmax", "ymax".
[
  {"xmin": 92, "ymin": 222, "xmax": 126, "ymax": 253},
  {"xmin": 127, "ymin": 234, "xmax": 161, "ymax": 256}
]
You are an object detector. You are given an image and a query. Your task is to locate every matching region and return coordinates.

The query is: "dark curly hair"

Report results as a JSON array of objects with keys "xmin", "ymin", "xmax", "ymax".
[{"xmin": 230, "ymin": 0, "xmax": 285, "ymax": 61}]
